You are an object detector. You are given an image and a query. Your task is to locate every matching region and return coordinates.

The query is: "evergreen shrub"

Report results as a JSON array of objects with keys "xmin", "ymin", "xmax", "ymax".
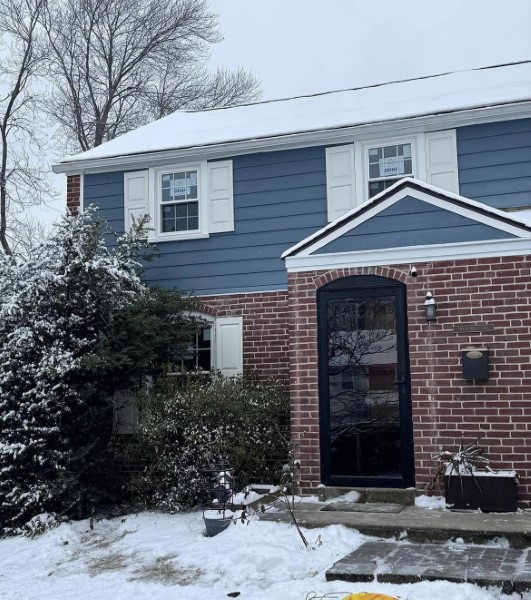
[{"xmin": 135, "ymin": 374, "xmax": 289, "ymax": 511}]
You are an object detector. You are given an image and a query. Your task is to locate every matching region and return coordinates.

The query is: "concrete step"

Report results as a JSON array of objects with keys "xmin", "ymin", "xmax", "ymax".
[
  {"xmin": 326, "ymin": 540, "xmax": 531, "ymax": 593},
  {"xmin": 258, "ymin": 504, "xmax": 531, "ymax": 548},
  {"xmin": 318, "ymin": 487, "xmax": 416, "ymax": 506}
]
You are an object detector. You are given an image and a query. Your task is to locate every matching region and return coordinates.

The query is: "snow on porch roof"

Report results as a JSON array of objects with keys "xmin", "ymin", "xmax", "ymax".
[{"xmin": 57, "ymin": 61, "xmax": 531, "ymax": 167}]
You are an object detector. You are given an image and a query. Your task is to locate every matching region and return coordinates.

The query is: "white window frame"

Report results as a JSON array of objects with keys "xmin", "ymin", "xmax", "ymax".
[
  {"xmin": 148, "ymin": 161, "xmax": 210, "ymax": 242},
  {"xmin": 356, "ymin": 133, "xmax": 426, "ymax": 204}
]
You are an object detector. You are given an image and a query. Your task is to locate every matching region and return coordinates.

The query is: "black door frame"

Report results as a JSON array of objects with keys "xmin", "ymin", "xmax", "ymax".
[{"xmin": 317, "ymin": 275, "xmax": 415, "ymax": 488}]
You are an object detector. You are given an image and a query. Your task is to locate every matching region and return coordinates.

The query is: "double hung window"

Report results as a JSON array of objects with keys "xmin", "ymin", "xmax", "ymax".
[
  {"xmin": 367, "ymin": 142, "xmax": 413, "ymax": 198},
  {"xmin": 160, "ymin": 169, "xmax": 200, "ymax": 233}
]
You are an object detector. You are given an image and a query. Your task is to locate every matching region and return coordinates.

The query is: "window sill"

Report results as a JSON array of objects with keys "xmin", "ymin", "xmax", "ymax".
[{"xmin": 148, "ymin": 231, "xmax": 210, "ymax": 243}]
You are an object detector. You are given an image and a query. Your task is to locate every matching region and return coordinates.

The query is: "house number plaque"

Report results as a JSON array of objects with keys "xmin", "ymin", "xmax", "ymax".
[{"xmin": 453, "ymin": 323, "xmax": 495, "ymax": 334}]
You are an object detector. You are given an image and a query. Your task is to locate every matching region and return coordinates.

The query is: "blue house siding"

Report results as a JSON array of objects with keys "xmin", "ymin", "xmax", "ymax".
[
  {"xmin": 84, "ymin": 146, "xmax": 328, "ymax": 295},
  {"xmin": 315, "ymin": 196, "xmax": 516, "ymax": 255},
  {"xmin": 457, "ymin": 118, "xmax": 531, "ymax": 210},
  {"xmin": 83, "ymin": 119, "xmax": 530, "ymax": 295},
  {"xmin": 84, "ymin": 171, "xmax": 125, "ymax": 232}
]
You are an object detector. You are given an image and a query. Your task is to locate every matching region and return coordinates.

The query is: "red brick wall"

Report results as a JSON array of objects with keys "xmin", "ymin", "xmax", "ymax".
[
  {"xmin": 200, "ymin": 291, "xmax": 290, "ymax": 383},
  {"xmin": 288, "ymin": 256, "xmax": 531, "ymax": 504},
  {"xmin": 67, "ymin": 175, "xmax": 81, "ymax": 215}
]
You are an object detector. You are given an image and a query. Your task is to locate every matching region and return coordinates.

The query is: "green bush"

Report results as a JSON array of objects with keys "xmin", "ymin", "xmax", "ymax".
[{"xmin": 134, "ymin": 374, "xmax": 289, "ymax": 511}]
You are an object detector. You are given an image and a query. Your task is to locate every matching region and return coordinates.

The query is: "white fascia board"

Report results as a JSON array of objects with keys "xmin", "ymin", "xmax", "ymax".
[
  {"xmin": 285, "ymin": 237, "xmax": 531, "ymax": 273},
  {"xmin": 52, "ymin": 101, "xmax": 531, "ymax": 175},
  {"xmin": 282, "ymin": 178, "xmax": 531, "ymax": 259}
]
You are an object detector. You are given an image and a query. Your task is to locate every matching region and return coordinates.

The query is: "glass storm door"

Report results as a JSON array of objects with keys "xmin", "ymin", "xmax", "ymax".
[{"xmin": 318, "ymin": 276, "xmax": 414, "ymax": 488}]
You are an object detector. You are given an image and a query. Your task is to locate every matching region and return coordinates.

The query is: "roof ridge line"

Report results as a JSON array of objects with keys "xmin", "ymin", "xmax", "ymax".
[{"xmin": 185, "ymin": 60, "xmax": 531, "ymax": 114}]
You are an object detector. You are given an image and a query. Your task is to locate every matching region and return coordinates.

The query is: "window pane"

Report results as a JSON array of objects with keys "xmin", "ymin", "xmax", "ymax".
[
  {"xmin": 188, "ymin": 202, "xmax": 198, "ymax": 217},
  {"xmin": 400, "ymin": 144, "xmax": 412, "ymax": 158},
  {"xmin": 188, "ymin": 217, "xmax": 199, "ymax": 230},
  {"xmin": 171, "ymin": 173, "xmax": 187, "ymax": 200},
  {"xmin": 197, "ymin": 349, "xmax": 210, "ymax": 371},
  {"xmin": 175, "ymin": 204, "xmax": 187, "ymax": 218},
  {"xmin": 369, "ymin": 163, "xmax": 380, "ymax": 179},
  {"xmin": 384, "ymin": 145, "xmax": 397, "ymax": 158},
  {"xmin": 368, "ymin": 147, "xmax": 382, "ymax": 162},
  {"xmin": 163, "ymin": 219, "xmax": 176, "ymax": 232},
  {"xmin": 175, "ymin": 218, "xmax": 188, "ymax": 231},
  {"xmin": 369, "ymin": 181, "xmax": 385, "ymax": 197},
  {"xmin": 162, "ymin": 186, "xmax": 172, "ymax": 202}
]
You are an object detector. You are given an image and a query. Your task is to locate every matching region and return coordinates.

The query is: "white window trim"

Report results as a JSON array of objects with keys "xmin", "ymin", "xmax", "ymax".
[
  {"xmin": 148, "ymin": 161, "xmax": 210, "ymax": 242},
  {"xmin": 357, "ymin": 133, "xmax": 426, "ymax": 204}
]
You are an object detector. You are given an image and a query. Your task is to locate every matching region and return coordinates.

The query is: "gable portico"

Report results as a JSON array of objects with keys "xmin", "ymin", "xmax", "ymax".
[{"xmin": 285, "ymin": 180, "xmax": 531, "ymax": 503}]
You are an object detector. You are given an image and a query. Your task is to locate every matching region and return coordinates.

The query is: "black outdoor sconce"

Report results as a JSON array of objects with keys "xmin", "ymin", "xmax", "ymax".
[{"xmin": 424, "ymin": 291, "xmax": 437, "ymax": 321}]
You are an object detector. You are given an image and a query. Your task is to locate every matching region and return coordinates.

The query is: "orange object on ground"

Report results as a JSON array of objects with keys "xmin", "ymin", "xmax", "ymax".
[{"xmin": 342, "ymin": 594, "xmax": 397, "ymax": 600}]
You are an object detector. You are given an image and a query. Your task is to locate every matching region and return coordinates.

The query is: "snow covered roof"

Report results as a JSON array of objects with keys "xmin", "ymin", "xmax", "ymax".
[{"xmin": 56, "ymin": 61, "xmax": 531, "ymax": 170}]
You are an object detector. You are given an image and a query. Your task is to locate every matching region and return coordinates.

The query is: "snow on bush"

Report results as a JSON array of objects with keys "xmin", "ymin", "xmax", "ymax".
[
  {"xmin": 135, "ymin": 375, "xmax": 289, "ymax": 511},
  {"xmin": 0, "ymin": 207, "xmax": 149, "ymax": 532}
]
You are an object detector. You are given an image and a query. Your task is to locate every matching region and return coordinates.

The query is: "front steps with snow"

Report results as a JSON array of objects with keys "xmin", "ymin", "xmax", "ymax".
[
  {"xmin": 325, "ymin": 540, "xmax": 531, "ymax": 593},
  {"xmin": 257, "ymin": 494, "xmax": 531, "ymax": 590},
  {"xmin": 258, "ymin": 501, "xmax": 531, "ymax": 548}
]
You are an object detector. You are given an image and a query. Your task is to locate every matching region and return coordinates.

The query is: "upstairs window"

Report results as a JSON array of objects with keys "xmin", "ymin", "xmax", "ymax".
[
  {"xmin": 325, "ymin": 130, "xmax": 459, "ymax": 222},
  {"xmin": 161, "ymin": 170, "xmax": 199, "ymax": 233},
  {"xmin": 367, "ymin": 142, "xmax": 413, "ymax": 198},
  {"xmin": 123, "ymin": 160, "xmax": 234, "ymax": 241}
]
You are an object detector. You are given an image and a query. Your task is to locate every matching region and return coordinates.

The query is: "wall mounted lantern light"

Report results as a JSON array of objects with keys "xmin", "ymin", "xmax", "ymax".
[{"xmin": 424, "ymin": 291, "xmax": 437, "ymax": 321}]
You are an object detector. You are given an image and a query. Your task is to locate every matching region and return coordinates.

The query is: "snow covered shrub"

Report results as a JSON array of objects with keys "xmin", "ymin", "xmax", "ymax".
[
  {"xmin": 21, "ymin": 513, "xmax": 61, "ymax": 539},
  {"xmin": 135, "ymin": 375, "xmax": 289, "ymax": 511},
  {"xmin": 0, "ymin": 207, "xmax": 149, "ymax": 531}
]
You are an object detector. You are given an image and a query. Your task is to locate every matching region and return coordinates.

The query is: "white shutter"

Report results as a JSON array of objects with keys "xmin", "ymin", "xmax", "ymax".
[
  {"xmin": 326, "ymin": 145, "xmax": 356, "ymax": 222},
  {"xmin": 425, "ymin": 130, "xmax": 459, "ymax": 194},
  {"xmin": 207, "ymin": 160, "xmax": 234, "ymax": 233},
  {"xmin": 215, "ymin": 316, "xmax": 243, "ymax": 377},
  {"xmin": 124, "ymin": 171, "xmax": 149, "ymax": 233}
]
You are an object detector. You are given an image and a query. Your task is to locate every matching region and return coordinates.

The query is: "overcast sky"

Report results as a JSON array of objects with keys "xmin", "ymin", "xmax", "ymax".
[
  {"xmin": 41, "ymin": 0, "xmax": 531, "ymax": 224},
  {"xmin": 208, "ymin": 0, "xmax": 531, "ymax": 99}
]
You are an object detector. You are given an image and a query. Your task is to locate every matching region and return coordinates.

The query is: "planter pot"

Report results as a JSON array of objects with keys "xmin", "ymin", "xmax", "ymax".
[
  {"xmin": 444, "ymin": 470, "xmax": 518, "ymax": 512},
  {"xmin": 203, "ymin": 510, "xmax": 233, "ymax": 537}
]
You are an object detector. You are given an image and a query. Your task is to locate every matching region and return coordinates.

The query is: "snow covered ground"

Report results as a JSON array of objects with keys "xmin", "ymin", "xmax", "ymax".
[{"xmin": 0, "ymin": 511, "xmax": 527, "ymax": 600}]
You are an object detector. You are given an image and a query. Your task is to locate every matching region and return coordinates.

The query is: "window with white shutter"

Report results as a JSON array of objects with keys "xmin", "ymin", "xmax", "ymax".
[{"xmin": 146, "ymin": 160, "xmax": 234, "ymax": 241}]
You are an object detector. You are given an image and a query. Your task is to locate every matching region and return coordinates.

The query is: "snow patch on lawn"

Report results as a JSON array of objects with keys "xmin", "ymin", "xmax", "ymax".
[{"xmin": 0, "ymin": 511, "xmax": 526, "ymax": 600}]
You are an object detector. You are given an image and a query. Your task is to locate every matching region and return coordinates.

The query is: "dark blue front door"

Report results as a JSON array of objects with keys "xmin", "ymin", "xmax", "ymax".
[{"xmin": 317, "ymin": 275, "xmax": 415, "ymax": 488}]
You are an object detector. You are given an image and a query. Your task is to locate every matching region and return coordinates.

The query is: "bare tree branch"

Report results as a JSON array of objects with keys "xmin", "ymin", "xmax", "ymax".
[
  {"xmin": 0, "ymin": 0, "xmax": 50, "ymax": 255},
  {"xmin": 43, "ymin": 0, "xmax": 261, "ymax": 152}
]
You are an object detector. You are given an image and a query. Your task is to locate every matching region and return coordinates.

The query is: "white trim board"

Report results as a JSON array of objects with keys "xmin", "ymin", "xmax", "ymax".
[
  {"xmin": 282, "ymin": 178, "xmax": 531, "ymax": 259},
  {"xmin": 285, "ymin": 237, "xmax": 531, "ymax": 273}
]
